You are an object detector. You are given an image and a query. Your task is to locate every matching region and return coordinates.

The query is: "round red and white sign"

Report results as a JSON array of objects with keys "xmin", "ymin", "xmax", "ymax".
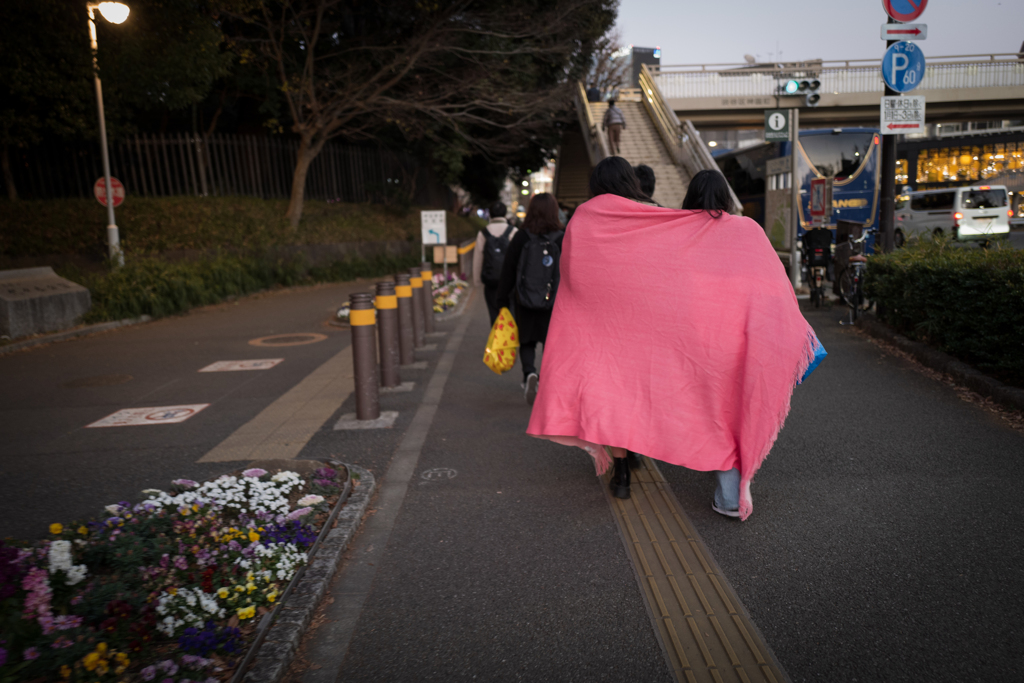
[
  {"xmin": 882, "ymin": 0, "xmax": 927, "ymax": 23},
  {"xmin": 93, "ymin": 176, "xmax": 126, "ymax": 207}
]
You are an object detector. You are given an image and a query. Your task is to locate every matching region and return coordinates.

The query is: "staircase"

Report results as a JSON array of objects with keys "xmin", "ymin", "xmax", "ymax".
[
  {"xmin": 590, "ymin": 100, "xmax": 691, "ymax": 209},
  {"xmin": 555, "ymin": 68, "xmax": 741, "ymax": 214}
]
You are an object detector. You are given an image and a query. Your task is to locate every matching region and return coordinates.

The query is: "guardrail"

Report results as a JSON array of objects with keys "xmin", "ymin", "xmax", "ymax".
[
  {"xmin": 639, "ymin": 65, "xmax": 743, "ymax": 214},
  {"xmin": 575, "ymin": 81, "xmax": 609, "ymax": 166},
  {"xmin": 654, "ymin": 53, "xmax": 1024, "ymax": 100}
]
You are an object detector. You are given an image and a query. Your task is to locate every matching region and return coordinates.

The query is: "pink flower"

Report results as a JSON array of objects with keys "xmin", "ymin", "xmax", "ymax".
[
  {"xmin": 21, "ymin": 567, "xmax": 52, "ymax": 621},
  {"xmin": 51, "ymin": 636, "xmax": 74, "ymax": 649},
  {"xmin": 286, "ymin": 507, "xmax": 313, "ymax": 521},
  {"xmin": 23, "ymin": 647, "xmax": 40, "ymax": 661},
  {"xmin": 242, "ymin": 468, "xmax": 267, "ymax": 478}
]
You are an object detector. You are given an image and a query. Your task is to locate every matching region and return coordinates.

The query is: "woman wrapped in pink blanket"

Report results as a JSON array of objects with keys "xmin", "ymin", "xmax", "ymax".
[{"xmin": 527, "ymin": 162, "xmax": 816, "ymax": 521}]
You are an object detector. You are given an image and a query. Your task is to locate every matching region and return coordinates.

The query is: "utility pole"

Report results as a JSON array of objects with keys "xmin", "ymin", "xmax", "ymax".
[
  {"xmin": 878, "ymin": 16, "xmax": 898, "ymax": 253},
  {"xmin": 789, "ymin": 108, "xmax": 800, "ymax": 288}
]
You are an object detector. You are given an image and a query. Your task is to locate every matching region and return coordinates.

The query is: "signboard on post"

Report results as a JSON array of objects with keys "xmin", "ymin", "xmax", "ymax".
[
  {"xmin": 93, "ymin": 177, "xmax": 125, "ymax": 207},
  {"xmin": 882, "ymin": 0, "xmax": 927, "ymax": 23},
  {"xmin": 809, "ymin": 178, "xmax": 833, "ymax": 225},
  {"xmin": 882, "ymin": 41, "xmax": 926, "ymax": 93},
  {"xmin": 881, "ymin": 23, "xmax": 926, "ymax": 40},
  {"xmin": 764, "ymin": 110, "xmax": 790, "ymax": 141},
  {"xmin": 881, "ymin": 95, "xmax": 925, "ymax": 134}
]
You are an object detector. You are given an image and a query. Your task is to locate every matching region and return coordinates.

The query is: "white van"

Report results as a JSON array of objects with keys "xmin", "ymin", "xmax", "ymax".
[{"xmin": 894, "ymin": 185, "xmax": 1011, "ymax": 245}]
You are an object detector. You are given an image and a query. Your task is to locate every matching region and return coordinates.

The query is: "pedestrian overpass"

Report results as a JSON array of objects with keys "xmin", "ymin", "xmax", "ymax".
[{"xmin": 653, "ymin": 53, "xmax": 1024, "ymax": 128}]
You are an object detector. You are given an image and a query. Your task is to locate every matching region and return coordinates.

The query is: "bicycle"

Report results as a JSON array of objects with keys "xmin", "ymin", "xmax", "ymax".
[
  {"xmin": 838, "ymin": 228, "xmax": 876, "ymax": 325},
  {"xmin": 801, "ymin": 228, "xmax": 833, "ymax": 309}
]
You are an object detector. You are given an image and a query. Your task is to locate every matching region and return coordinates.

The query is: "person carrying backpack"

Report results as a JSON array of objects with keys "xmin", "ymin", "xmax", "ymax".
[
  {"xmin": 473, "ymin": 201, "xmax": 517, "ymax": 325},
  {"xmin": 495, "ymin": 193, "xmax": 564, "ymax": 405}
]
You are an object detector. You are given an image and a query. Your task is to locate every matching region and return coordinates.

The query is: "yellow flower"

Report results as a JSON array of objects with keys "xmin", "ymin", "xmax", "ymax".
[
  {"xmin": 83, "ymin": 651, "xmax": 101, "ymax": 670},
  {"xmin": 168, "ymin": 587, "xmax": 178, "ymax": 596},
  {"xmin": 237, "ymin": 605, "xmax": 256, "ymax": 619},
  {"xmin": 49, "ymin": 523, "xmax": 63, "ymax": 535},
  {"xmin": 192, "ymin": 504, "xmax": 200, "ymax": 513},
  {"xmin": 77, "ymin": 525, "xmax": 89, "ymax": 536},
  {"xmin": 114, "ymin": 652, "xmax": 128, "ymax": 664},
  {"xmin": 234, "ymin": 585, "xmax": 245, "ymax": 592},
  {"xmin": 248, "ymin": 529, "xmax": 260, "ymax": 543},
  {"xmin": 218, "ymin": 587, "xmax": 230, "ymax": 599},
  {"xmin": 96, "ymin": 643, "xmax": 108, "ymax": 656},
  {"xmin": 267, "ymin": 591, "xmax": 278, "ymax": 603},
  {"xmin": 60, "ymin": 665, "xmax": 71, "ymax": 680},
  {"xmin": 246, "ymin": 582, "xmax": 257, "ymax": 593}
]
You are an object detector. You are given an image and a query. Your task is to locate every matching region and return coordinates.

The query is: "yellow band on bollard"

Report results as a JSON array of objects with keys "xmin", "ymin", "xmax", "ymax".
[
  {"xmin": 457, "ymin": 242, "xmax": 475, "ymax": 255},
  {"xmin": 349, "ymin": 309, "xmax": 376, "ymax": 326},
  {"xmin": 395, "ymin": 285, "xmax": 412, "ymax": 297},
  {"xmin": 420, "ymin": 270, "xmax": 432, "ymax": 281},
  {"xmin": 410, "ymin": 277, "xmax": 423, "ymax": 288},
  {"xmin": 374, "ymin": 295, "xmax": 398, "ymax": 309}
]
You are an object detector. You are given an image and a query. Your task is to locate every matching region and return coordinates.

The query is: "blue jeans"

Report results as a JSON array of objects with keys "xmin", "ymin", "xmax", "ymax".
[{"xmin": 714, "ymin": 468, "xmax": 740, "ymax": 511}]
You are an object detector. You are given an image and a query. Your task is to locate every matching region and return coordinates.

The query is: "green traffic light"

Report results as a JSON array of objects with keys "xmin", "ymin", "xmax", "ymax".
[{"xmin": 784, "ymin": 80, "xmax": 799, "ymax": 94}]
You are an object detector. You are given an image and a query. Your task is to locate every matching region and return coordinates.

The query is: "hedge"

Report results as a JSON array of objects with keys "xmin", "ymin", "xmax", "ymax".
[
  {"xmin": 63, "ymin": 251, "xmax": 421, "ymax": 324},
  {"xmin": 864, "ymin": 239, "xmax": 1024, "ymax": 386}
]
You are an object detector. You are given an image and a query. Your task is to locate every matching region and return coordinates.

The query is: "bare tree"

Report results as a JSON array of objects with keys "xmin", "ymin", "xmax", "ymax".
[
  {"xmin": 225, "ymin": 0, "xmax": 614, "ymax": 227},
  {"xmin": 587, "ymin": 29, "xmax": 629, "ymax": 96}
]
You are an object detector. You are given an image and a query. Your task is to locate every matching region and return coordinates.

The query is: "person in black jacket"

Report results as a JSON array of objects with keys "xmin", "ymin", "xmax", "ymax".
[{"xmin": 495, "ymin": 193, "xmax": 564, "ymax": 405}]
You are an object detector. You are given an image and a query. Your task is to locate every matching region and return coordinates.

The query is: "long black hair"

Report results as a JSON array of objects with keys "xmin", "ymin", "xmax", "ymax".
[
  {"xmin": 681, "ymin": 170, "xmax": 733, "ymax": 217},
  {"xmin": 589, "ymin": 156, "xmax": 649, "ymax": 201}
]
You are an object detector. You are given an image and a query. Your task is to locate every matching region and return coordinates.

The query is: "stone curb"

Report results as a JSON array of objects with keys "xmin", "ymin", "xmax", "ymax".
[
  {"xmin": 857, "ymin": 316, "xmax": 1024, "ymax": 413},
  {"xmin": 242, "ymin": 463, "xmax": 376, "ymax": 683},
  {"xmin": 0, "ymin": 316, "xmax": 151, "ymax": 355}
]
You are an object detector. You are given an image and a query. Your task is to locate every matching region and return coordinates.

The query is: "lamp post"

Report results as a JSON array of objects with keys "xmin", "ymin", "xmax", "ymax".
[{"xmin": 87, "ymin": 2, "xmax": 130, "ymax": 267}]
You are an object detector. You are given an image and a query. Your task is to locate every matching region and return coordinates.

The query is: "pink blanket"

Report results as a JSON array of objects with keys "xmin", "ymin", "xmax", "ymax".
[{"xmin": 527, "ymin": 194, "xmax": 815, "ymax": 519}]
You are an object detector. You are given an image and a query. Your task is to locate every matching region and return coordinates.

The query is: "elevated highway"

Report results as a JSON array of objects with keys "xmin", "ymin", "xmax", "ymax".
[{"xmin": 655, "ymin": 53, "xmax": 1024, "ymax": 128}]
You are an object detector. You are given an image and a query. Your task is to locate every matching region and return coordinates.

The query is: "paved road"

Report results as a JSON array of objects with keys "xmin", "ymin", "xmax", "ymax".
[{"xmin": 2, "ymin": 282, "xmax": 1022, "ymax": 682}]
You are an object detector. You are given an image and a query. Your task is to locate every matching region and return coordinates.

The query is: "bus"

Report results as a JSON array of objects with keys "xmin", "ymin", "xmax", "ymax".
[{"xmin": 715, "ymin": 128, "xmax": 881, "ymax": 252}]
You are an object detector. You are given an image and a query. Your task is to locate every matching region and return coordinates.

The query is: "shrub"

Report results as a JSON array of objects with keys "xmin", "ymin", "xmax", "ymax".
[{"xmin": 864, "ymin": 239, "xmax": 1024, "ymax": 386}]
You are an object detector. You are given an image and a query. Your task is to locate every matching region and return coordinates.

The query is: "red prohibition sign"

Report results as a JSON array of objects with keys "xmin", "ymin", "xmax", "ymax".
[{"xmin": 882, "ymin": 0, "xmax": 927, "ymax": 23}]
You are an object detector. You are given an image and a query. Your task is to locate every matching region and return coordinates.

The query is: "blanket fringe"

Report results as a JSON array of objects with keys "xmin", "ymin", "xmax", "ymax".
[{"xmin": 739, "ymin": 326, "xmax": 819, "ymax": 521}]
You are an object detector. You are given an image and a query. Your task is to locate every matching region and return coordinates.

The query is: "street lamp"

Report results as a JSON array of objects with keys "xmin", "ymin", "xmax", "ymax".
[{"xmin": 87, "ymin": 2, "xmax": 130, "ymax": 267}]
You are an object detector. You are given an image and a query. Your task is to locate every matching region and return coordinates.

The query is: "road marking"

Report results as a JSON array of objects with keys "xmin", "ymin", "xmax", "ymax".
[
  {"xmin": 87, "ymin": 404, "xmax": 209, "ymax": 428},
  {"xmin": 198, "ymin": 347, "xmax": 354, "ymax": 462},
  {"xmin": 606, "ymin": 458, "xmax": 789, "ymax": 683},
  {"xmin": 421, "ymin": 467, "xmax": 457, "ymax": 480},
  {"xmin": 199, "ymin": 359, "xmax": 284, "ymax": 372},
  {"xmin": 248, "ymin": 333, "xmax": 327, "ymax": 347}
]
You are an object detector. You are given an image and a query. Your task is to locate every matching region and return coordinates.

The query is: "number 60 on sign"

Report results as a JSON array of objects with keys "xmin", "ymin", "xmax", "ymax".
[{"xmin": 882, "ymin": 41, "xmax": 926, "ymax": 93}]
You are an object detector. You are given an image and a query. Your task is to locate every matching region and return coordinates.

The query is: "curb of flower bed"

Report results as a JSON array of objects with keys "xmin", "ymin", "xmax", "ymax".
[
  {"xmin": 857, "ymin": 315, "xmax": 1024, "ymax": 413},
  {"xmin": 238, "ymin": 462, "xmax": 376, "ymax": 683},
  {"xmin": 434, "ymin": 284, "xmax": 475, "ymax": 322},
  {"xmin": 0, "ymin": 315, "xmax": 152, "ymax": 355}
]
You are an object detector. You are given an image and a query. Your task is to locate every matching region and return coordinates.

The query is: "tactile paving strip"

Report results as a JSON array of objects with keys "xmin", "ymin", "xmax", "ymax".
[{"xmin": 605, "ymin": 458, "xmax": 788, "ymax": 683}]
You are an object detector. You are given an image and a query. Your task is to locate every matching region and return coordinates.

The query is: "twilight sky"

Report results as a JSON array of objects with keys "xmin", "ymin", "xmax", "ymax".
[{"xmin": 616, "ymin": 0, "xmax": 1023, "ymax": 66}]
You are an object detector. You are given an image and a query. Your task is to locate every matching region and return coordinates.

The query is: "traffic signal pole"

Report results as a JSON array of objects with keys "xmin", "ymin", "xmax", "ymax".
[{"xmin": 879, "ymin": 17, "xmax": 898, "ymax": 253}]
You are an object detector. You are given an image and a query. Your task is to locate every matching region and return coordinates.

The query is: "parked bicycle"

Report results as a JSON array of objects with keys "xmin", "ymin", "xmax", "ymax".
[
  {"xmin": 801, "ymin": 228, "xmax": 833, "ymax": 309},
  {"xmin": 838, "ymin": 228, "xmax": 876, "ymax": 325}
]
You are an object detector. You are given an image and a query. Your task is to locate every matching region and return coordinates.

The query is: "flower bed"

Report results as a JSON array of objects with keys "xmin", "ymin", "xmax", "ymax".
[
  {"xmin": 432, "ymin": 274, "xmax": 469, "ymax": 313},
  {"xmin": 0, "ymin": 465, "xmax": 348, "ymax": 682}
]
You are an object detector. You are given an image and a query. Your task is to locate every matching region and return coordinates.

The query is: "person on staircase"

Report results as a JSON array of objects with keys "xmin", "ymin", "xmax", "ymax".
[
  {"xmin": 602, "ymin": 97, "xmax": 626, "ymax": 156},
  {"xmin": 473, "ymin": 201, "xmax": 518, "ymax": 325},
  {"xmin": 495, "ymin": 193, "xmax": 565, "ymax": 406}
]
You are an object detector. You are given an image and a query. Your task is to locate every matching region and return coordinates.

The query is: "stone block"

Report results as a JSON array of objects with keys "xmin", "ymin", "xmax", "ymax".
[{"xmin": 0, "ymin": 267, "xmax": 91, "ymax": 340}]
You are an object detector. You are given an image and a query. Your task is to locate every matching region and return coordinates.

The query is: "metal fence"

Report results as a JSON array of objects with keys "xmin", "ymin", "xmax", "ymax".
[
  {"xmin": 8, "ymin": 133, "xmax": 420, "ymax": 202},
  {"xmin": 654, "ymin": 53, "xmax": 1024, "ymax": 100}
]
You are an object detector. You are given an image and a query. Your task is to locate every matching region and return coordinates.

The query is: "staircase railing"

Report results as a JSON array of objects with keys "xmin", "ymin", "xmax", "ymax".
[
  {"xmin": 574, "ymin": 81, "xmax": 610, "ymax": 167},
  {"xmin": 639, "ymin": 64, "xmax": 742, "ymax": 214}
]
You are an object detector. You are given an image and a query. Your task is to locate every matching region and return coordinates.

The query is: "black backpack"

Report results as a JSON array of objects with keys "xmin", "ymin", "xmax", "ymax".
[
  {"xmin": 516, "ymin": 230, "xmax": 564, "ymax": 310},
  {"xmin": 481, "ymin": 225, "xmax": 514, "ymax": 286}
]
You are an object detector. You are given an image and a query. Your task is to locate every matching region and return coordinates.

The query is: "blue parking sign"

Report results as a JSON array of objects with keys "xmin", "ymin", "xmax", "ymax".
[{"xmin": 882, "ymin": 41, "xmax": 925, "ymax": 93}]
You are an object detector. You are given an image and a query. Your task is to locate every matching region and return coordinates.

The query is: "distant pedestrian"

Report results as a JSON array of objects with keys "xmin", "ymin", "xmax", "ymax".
[
  {"xmin": 634, "ymin": 164, "xmax": 656, "ymax": 199},
  {"xmin": 527, "ymin": 160, "xmax": 813, "ymax": 520},
  {"xmin": 495, "ymin": 193, "xmax": 564, "ymax": 405},
  {"xmin": 473, "ymin": 202, "xmax": 518, "ymax": 325},
  {"xmin": 586, "ymin": 84, "xmax": 602, "ymax": 102},
  {"xmin": 602, "ymin": 97, "xmax": 626, "ymax": 156}
]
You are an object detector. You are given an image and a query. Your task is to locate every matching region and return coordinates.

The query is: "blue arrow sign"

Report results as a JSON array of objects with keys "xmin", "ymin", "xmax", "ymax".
[
  {"xmin": 428, "ymin": 229, "xmax": 441, "ymax": 243},
  {"xmin": 882, "ymin": 41, "xmax": 925, "ymax": 93}
]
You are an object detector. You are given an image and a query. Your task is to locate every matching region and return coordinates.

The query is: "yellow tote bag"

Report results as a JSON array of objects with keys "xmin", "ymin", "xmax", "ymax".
[{"xmin": 483, "ymin": 307, "xmax": 519, "ymax": 375}]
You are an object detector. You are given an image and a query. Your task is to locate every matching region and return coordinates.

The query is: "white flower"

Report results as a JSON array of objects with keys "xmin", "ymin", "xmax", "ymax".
[
  {"xmin": 47, "ymin": 540, "xmax": 88, "ymax": 586},
  {"xmin": 297, "ymin": 494, "xmax": 324, "ymax": 507}
]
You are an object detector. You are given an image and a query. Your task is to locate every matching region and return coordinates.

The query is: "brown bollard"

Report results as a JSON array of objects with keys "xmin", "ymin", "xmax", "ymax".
[
  {"xmin": 393, "ymin": 274, "xmax": 416, "ymax": 365},
  {"xmin": 375, "ymin": 281, "xmax": 400, "ymax": 388},
  {"xmin": 349, "ymin": 293, "xmax": 380, "ymax": 420},
  {"xmin": 419, "ymin": 263, "xmax": 435, "ymax": 334},
  {"xmin": 408, "ymin": 267, "xmax": 426, "ymax": 348}
]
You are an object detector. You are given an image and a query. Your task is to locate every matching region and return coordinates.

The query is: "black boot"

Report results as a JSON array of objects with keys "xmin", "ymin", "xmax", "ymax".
[
  {"xmin": 610, "ymin": 457, "xmax": 631, "ymax": 499},
  {"xmin": 626, "ymin": 450, "xmax": 642, "ymax": 469}
]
